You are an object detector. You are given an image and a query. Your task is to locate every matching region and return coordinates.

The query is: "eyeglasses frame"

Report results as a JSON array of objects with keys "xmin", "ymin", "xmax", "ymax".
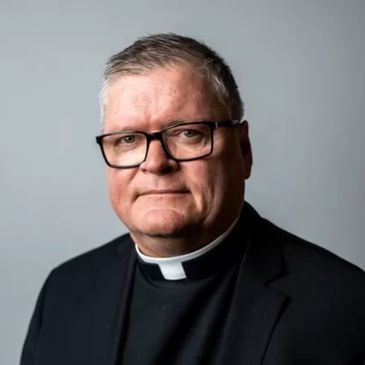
[{"xmin": 95, "ymin": 119, "xmax": 243, "ymax": 169}]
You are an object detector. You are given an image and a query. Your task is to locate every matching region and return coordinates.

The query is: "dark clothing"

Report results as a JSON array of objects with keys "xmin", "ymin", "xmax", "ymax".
[
  {"xmin": 21, "ymin": 204, "xmax": 365, "ymax": 364},
  {"xmin": 121, "ymin": 219, "xmax": 249, "ymax": 365},
  {"xmin": 121, "ymin": 265, "xmax": 234, "ymax": 364}
]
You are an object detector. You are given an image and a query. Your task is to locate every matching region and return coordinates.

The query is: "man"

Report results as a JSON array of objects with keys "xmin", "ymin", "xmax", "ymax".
[{"xmin": 21, "ymin": 34, "xmax": 365, "ymax": 365}]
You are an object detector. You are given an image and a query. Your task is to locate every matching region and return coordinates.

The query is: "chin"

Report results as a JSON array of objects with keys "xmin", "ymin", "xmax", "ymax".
[{"xmin": 134, "ymin": 208, "xmax": 195, "ymax": 238}]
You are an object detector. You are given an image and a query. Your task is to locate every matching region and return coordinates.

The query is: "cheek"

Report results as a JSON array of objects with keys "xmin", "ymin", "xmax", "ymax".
[
  {"xmin": 106, "ymin": 169, "xmax": 134, "ymax": 212},
  {"xmin": 183, "ymin": 161, "xmax": 221, "ymax": 210},
  {"xmin": 186, "ymin": 143, "xmax": 245, "ymax": 212}
]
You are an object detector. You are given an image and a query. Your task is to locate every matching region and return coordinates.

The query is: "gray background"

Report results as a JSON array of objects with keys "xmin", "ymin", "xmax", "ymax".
[{"xmin": 1, "ymin": 0, "xmax": 364, "ymax": 363}]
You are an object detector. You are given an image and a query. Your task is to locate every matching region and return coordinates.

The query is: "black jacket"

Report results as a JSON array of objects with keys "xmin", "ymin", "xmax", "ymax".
[{"xmin": 21, "ymin": 204, "xmax": 365, "ymax": 364}]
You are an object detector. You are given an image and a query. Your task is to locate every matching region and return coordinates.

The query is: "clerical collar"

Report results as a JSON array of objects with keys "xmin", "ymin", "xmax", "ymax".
[{"xmin": 135, "ymin": 218, "xmax": 243, "ymax": 281}]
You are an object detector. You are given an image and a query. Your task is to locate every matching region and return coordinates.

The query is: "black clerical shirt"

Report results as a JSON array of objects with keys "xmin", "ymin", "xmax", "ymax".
[{"xmin": 121, "ymin": 225, "xmax": 249, "ymax": 365}]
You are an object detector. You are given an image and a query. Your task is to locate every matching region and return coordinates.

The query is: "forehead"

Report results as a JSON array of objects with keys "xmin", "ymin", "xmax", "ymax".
[{"xmin": 103, "ymin": 65, "xmax": 228, "ymax": 131}]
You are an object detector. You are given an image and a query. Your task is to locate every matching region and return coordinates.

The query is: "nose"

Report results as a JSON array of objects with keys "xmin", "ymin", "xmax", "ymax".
[{"xmin": 139, "ymin": 139, "xmax": 179, "ymax": 174}]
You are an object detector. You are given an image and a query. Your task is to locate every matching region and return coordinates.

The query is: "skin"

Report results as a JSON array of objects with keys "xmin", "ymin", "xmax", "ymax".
[{"xmin": 103, "ymin": 64, "xmax": 252, "ymax": 257}]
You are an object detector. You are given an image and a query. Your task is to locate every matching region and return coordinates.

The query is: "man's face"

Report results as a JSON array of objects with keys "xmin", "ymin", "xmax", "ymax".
[{"xmin": 103, "ymin": 64, "xmax": 252, "ymax": 256}]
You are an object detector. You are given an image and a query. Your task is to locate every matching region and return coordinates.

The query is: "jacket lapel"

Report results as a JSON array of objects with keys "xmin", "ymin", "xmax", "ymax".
[
  {"xmin": 88, "ymin": 235, "xmax": 137, "ymax": 365},
  {"xmin": 215, "ymin": 206, "xmax": 288, "ymax": 365}
]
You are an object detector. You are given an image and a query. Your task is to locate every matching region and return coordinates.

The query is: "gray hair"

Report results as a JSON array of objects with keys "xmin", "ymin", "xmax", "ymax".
[{"xmin": 100, "ymin": 33, "xmax": 244, "ymax": 123}]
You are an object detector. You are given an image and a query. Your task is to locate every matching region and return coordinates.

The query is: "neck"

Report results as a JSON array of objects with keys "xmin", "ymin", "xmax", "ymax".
[
  {"xmin": 130, "ymin": 234, "xmax": 206, "ymax": 257},
  {"xmin": 131, "ymin": 218, "xmax": 239, "ymax": 258}
]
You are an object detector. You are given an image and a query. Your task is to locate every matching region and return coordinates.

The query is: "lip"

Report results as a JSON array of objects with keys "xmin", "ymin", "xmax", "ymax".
[{"xmin": 139, "ymin": 189, "xmax": 188, "ymax": 196}]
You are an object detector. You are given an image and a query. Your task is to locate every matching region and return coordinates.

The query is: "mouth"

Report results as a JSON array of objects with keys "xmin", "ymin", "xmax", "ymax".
[{"xmin": 139, "ymin": 189, "xmax": 189, "ymax": 196}]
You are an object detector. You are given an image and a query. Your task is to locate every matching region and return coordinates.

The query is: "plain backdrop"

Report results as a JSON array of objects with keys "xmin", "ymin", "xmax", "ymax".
[{"xmin": 1, "ymin": 0, "xmax": 364, "ymax": 363}]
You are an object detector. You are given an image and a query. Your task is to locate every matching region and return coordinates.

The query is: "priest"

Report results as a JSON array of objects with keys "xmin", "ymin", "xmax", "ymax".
[{"xmin": 21, "ymin": 33, "xmax": 365, "ymax": 365}]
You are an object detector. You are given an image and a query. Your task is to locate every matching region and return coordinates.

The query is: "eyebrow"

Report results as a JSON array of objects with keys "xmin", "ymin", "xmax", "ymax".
[{"xmin": 104, "ymin": 119, "xmax": 202, "ymax": 133}]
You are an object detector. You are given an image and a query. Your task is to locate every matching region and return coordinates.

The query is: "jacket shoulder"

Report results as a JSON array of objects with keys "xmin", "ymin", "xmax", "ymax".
[
  {"xmin": 49, "ymin": 233, "xmax": 134, "ymax": 281},
  {"xmin": 264, "ymin": 218, "xmax": 364, "ymax": 275},
  {"xmin": 260, "ymin": 218, "xmax": 365, "ymax": 303}
]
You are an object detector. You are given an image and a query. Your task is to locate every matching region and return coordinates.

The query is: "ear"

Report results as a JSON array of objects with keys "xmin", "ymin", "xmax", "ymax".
[{"xmin": 238, "ymin": 120, "xmax": 253, "ymax": 179}]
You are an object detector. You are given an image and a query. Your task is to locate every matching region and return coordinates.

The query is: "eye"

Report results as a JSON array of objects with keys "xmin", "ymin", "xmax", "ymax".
[
  {"xmin": 116, "ymin": 135, "xmax": 136, "ymax": 145},
  {"xmin": 168, "ymin": 127, "xmax": 205, "ymax": 138},
  {"xmin": 180, "ymin": 129, "xmax": 201, "ymax": 138},
  {"xmin": 164, "ymin": 123, "xmax": 210, "ymax": 145},
  {"xmin": 110, "ymin": 133, "xmax": 143, "ymax": 151}
]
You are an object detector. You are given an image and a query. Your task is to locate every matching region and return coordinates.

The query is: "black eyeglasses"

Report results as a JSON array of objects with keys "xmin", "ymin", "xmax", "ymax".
[{"xmin": 95, "ymin": 120, "xmax": 242, "ymax": 169}]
